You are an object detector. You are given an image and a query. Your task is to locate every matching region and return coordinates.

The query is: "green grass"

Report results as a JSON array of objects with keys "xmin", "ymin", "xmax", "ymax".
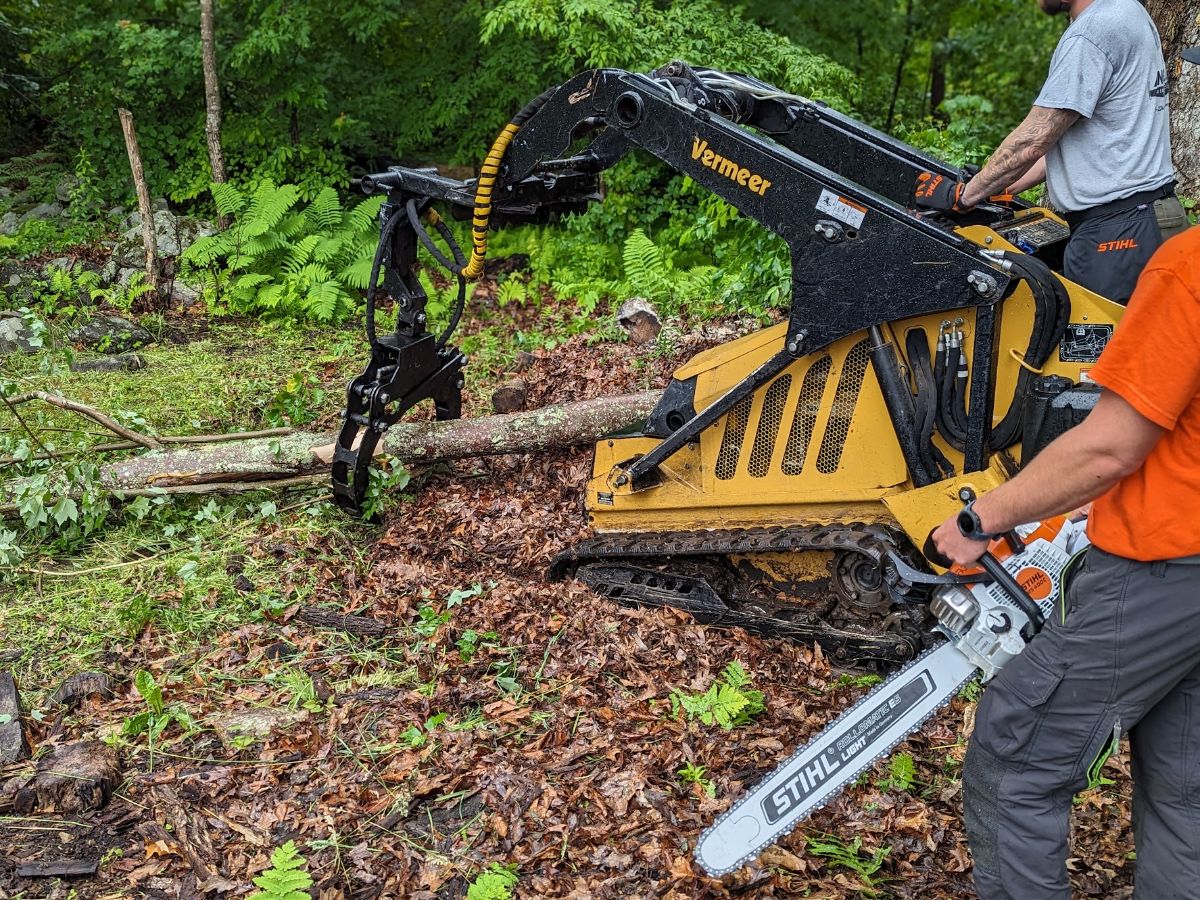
[
  {"xmin": 0, "ymin": 314, "xmax": 375, "ymax": 700},
  {"xmin": 1, "ymin": 318, "xmax": 362, "ymax": 438},
  {"xmin": 0, "ymin": 491, "xmax": 367, "ymax": 700}
]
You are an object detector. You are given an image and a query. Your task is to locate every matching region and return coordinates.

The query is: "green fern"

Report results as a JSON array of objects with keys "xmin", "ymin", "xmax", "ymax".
[
  {"xmin": 466, "ymin": 864, "xmax": 518, "ymax": 900},
  {"xmin": 248, "ymin": 841, "xmax": 312, "ymax": 900},
  {"xmin": 181, "ymin": 181, "xmax": 384, "ymax": 322},
  {"xmin": 671, "ymin": 660, "xmax": 765, "ymax": 730}
]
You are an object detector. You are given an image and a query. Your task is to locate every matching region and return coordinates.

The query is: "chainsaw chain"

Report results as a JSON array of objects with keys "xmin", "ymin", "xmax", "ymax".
[{"xmin": 549, "ymin": 523, "xmax": 932, "ymax": 664}]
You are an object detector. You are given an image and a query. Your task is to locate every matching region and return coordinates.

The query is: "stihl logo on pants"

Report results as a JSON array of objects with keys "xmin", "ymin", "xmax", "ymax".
[{"xmin": 1097, "ymin": 239, "xmax": 1139, "ymax": 253}]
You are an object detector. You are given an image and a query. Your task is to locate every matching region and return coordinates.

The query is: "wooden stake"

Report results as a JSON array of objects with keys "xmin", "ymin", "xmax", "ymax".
[
  {"xmin": 199, "ymin": 0, "xmax": 230, "ymax": 229},
  {"xmin": 117, "ymin": 108, "xmax": 159, "ymax": 291}
]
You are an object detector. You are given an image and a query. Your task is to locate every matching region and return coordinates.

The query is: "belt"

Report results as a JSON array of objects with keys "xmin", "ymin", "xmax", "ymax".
[{"xmin": 1065, "ymin": 181, "xmax": 1177, "ymax": 230}]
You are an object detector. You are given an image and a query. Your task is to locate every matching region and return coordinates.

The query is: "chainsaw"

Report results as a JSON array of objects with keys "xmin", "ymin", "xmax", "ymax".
[{"xmin": 695, "ymin": 494, "xmax": 1091, "ymax": 875}]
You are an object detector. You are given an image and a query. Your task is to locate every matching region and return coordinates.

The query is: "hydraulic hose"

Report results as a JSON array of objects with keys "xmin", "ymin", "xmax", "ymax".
[
  {"xmin": 905, "ymin": 328, "xmax": 954, "ymax": 479},
  {"xmin": 365, "ymin": 205, "xmax": 406, "ymax": 349},
  {"xmin": 460, "ymin": 87, "xmax": 557, "ymax": 280},
  {"xmin": 931, "ymin": 250, "xmax": 1070, "ymax": 453}
]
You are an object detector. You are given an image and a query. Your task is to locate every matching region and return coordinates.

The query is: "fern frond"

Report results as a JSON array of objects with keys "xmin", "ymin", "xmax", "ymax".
[
  {"xmin": 346, "ymin": 195, "xmax": 386, "ymax": 233},
  {"xmin": 306, "ymin": 187, "xmax": 343, "ymax": 230},
  {"xmin": 248, "ymin": 841, "xmax": 312, "ymax": 900},
  {"xmin": 244, "ymin": 182, "xmax": 301, "ymax": 237},
  {"xmin": 294, "ymin": 262, "xmax": 333, "ymax": 285},
  {"xmin": 314, "ymin": 235, "xmax": 349, "ymax": 263},
  {"xmin": 283, "ymin": 234, "xmax": 321, "ymax": 275},
  {"xmin": 305, "ymin": 279, "xmax": 351, "ymax": 322},
  {"xmin": 211, "ymin": 182, "xmax": 247, "ymax": 218},
  {"xmin": 338, "ymin": 256, "xmax": 379, "ymax": 290}
]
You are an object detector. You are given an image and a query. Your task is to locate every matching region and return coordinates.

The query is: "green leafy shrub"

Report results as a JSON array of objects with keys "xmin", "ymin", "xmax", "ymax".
[
  {"xmin": 248, "ymin": 841, "xmax": 313, "ymax": 900},
  {"xmin": 181, "ymin": 182, "xmax": 384, "ymax": 322}
]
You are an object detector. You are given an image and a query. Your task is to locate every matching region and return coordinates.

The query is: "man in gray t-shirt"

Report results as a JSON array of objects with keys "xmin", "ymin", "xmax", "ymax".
[{"xmin": 915, "ymin": 0, "xmax": 1183, "ymax": 304}]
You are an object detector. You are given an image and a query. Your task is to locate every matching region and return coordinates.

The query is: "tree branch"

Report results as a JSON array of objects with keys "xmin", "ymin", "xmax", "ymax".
[{"xmin": 6, "ymin": 391, "xmax": 162, "ymax": 450}]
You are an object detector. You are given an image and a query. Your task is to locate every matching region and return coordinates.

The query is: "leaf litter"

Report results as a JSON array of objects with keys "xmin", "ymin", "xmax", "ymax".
[{"xmin": 0, "ymin": 322, "xmax": 1137, "ymax": 898}]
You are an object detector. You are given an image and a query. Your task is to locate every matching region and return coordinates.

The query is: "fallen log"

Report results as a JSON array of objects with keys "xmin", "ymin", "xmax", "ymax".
[{"xmin": 94, "ymin": 389, "xmax": 663, "ymax": 495}]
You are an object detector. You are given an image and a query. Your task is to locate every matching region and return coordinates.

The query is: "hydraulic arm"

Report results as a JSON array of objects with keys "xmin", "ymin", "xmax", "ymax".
[{"xmin": 335, "ymin": 62, "xmax": 1114, "ymax": 666}]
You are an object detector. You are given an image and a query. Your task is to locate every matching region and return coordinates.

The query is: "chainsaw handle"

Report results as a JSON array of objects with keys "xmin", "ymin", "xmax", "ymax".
[
  {"xmin": 922, "ymin": 530, "xmax": 1046, "ymax": 640},
  {"xmin": 978, "ymin": 551, "xmax": 1045, "ymax": 639}
]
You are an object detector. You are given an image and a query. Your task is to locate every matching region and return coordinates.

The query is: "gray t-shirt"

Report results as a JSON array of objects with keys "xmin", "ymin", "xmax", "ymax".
[{"xmin": 1035, "ymin": 0, "xmax": 1173, "ymax": 213}]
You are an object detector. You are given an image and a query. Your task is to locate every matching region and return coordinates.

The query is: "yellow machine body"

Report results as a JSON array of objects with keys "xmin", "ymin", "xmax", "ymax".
[{"xmin": 586, "ymin": 213, "xmax": 1124, "ymax": 551}]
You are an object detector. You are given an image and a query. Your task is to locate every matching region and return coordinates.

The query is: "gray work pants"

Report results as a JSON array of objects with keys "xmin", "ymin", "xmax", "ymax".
[{"xmin": 964, "ymin": 547, "xmax": 1200, "ymax": 899}]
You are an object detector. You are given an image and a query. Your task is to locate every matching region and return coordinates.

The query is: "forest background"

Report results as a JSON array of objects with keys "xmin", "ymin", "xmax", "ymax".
[{"xmin": 1, "ymin": 0, "xmax": 1196, "ymax": 326}]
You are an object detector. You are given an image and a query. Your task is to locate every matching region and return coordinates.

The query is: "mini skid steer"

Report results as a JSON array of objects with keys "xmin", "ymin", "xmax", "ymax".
[{"xmin": 331, "ymin": 61, "xmax": 1123, "ymax": 872}]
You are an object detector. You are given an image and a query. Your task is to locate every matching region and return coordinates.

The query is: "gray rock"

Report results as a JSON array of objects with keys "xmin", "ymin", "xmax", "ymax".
[
  {"xmin": 119, "ymin": 207, "xmax": 184, "ymax": 262},
  {"xmin": 43, "ymin": 257, "xmax": 76, "ymax": 277},
  {"xmin": 152, "ymin": 197, "xmax": 170, "ymax": 212},
  {"xmin": 0, "ymin": 316, "xmax": 37, "ymax": 355},
  {"xmin": 99, "ymin": 254, "xmax": 120, "ymax": 285},
  {"xmin": 18, "ymin": 202, "xmax": 63, "ymax": 223},
  {"xmin": 153, "ymin": 209, "xmax": 181, "ymax": 258},
  {"xmin": 617, "ymin": 297, "xmax": 663, "ymax": 345},
  {"xmin": 106, "ymin": 206, "xmax": 126, "ymax": 220},
  {"xmin": 69, "ymin": 353, "xmax": 147, "ymax": 373},
  {"xmin": 55, "ymin": 174, "xmax": 80, "ymax": 204},
  {"xmin": 117, "ymin": 267, "xmax": 144, "ymax": 288},
  {"xmin": 68, "ymin": 316, "xmax": 153, "ymax": 354},
  {"xmin": 0, "ymin": 212, "xmax": 17, "ymax": 236},
  {"xmin": 209, "ymin": 707, "xmax": 308, "ymax": 750},
  {"xmin": 170, "ymin": 281, "xmax": 201, "ymax": 309},
  {"xmin": 0, "ymin": 186, "xmax": 12, "ymax": 200}
]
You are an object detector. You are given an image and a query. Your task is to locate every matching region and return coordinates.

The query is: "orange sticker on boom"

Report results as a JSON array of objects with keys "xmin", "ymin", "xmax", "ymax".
[{"xmin": 1016, "ymin": 566, "xmax": 1053, "ymax": 601}]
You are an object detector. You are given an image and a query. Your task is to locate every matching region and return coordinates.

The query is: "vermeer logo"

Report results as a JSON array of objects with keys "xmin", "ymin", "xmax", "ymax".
[{"xmin": 691, "ymin": 137, "xmax": 772, "ymax": 196}]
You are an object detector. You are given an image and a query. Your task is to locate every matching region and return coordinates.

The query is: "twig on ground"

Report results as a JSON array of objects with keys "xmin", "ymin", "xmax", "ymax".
[
  {"xmin": 6, "ymin": 391, "xmax": 162, "ymax": 451},
  {"xmin": 118, "ymin": 474, "xmax": 327, "ymax": 497}
]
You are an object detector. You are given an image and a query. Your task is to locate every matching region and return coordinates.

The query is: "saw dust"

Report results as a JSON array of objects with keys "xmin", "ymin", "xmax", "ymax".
[{"xmin": 1, "ymin": 328, "xmax": 1137, "ymax": 898}]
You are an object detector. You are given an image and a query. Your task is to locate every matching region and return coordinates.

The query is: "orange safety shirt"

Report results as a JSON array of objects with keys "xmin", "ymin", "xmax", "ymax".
[{"xmin": 1087, "ymin": 226, "xmax": 1200, "ymax": 560}]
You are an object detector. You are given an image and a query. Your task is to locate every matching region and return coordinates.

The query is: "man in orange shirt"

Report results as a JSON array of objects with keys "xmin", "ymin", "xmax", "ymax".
[{"xmin": 931, "ymin": 219, "xmax": 1200, "ymax": 898}]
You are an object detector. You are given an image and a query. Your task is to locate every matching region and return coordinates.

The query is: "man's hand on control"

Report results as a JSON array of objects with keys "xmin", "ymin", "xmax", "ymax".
[
  {"xmin": 931, "ymin": 514, "xmax": 990, "ymax": 567},
  {"xmin": 913, "ymin": 171, "xmax": 974, "ymax": 212}
]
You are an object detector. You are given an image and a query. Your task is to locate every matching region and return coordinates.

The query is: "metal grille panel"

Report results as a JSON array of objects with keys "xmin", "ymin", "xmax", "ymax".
[
  {"xmin": 749, "ymin": 375, "xmax": 792, "ymax": 478},
  {"xmin": 782, "ymin": 356, "xmax": 831, "ymax": 475},
  {"xmin": 715, "ymin": 395, "xmax": 754, "ymax": 481},
  {"xmin": 817, "ymin": 339, "xmax": 871, "ymax": 474}
]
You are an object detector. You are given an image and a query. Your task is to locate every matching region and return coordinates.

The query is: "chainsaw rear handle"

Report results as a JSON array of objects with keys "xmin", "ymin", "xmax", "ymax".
[{"xmin": 923, "ymin": 524, "xmax": 1046, "ymax": 639}]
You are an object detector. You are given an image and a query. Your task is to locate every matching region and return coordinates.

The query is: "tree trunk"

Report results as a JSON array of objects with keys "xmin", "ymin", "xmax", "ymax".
[
  {"xmin": 885, "ymin": 0, "xmax": 917, "ymax": 132},
  {"xmin": 95, "ymin": 390, "xmax": 664, "ymax": 495},
  {"xmin": 1144, "ymin": 0, "xmax": 1200, "ymax": 196},
  {"xmin": 117, "ymin": 109, "xmax": 159, "ymax": 291},
  {"xmin": 199, "ymin": 0, "xmax": 230, "ymax": 228}
]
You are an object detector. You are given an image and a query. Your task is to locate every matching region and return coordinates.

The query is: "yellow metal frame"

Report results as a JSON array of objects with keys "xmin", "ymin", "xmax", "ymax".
[{"xmin": 586, "ymin": 211, "xmax": 1124, "ymax": 548}]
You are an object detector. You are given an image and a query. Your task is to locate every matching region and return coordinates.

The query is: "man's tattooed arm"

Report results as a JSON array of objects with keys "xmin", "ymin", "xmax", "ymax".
[{"xmin": 960, "ymin": 106, "xmax": 1080, "ymax": 208}]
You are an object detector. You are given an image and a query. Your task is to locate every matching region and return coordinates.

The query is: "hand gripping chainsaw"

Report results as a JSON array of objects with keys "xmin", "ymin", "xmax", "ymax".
[{"xmin": 695, "ymin": 496, "xmax": 1091, "ymax": 876}]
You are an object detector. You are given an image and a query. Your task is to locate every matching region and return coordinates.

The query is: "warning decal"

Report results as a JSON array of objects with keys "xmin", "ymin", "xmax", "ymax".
[{"xmin": 816, "ymin": 189, "xmax": 867, "ymax": 230}]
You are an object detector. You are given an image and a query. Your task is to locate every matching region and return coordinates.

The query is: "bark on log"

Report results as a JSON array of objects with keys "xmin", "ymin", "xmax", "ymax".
[
  {"xmin": 0, "ymin": 673, "xmax": 29, "ymax": 764},
  {"xmin": 96, "ymin": 390, "xmax": 663, "ymax": 494},
  {"xmin": 296, "ymin": 607, "xmax": 388, "ymax": 637},
  {"xmin": 1145, "ymin": 0, "xmax": 1200, "ymax": 195},
  {"xmin": 117, "ymin": 109, "xmax": 159, "ymax": 291}
]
